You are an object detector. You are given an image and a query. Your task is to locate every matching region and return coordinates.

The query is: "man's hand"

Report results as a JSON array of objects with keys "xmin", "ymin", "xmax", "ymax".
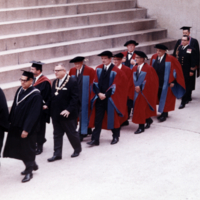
[
  {"xmin": 21, "ymin": 131, "xmax": 28, "ymax": 138},
  {"xmin": 130, "ymin": 59, "xmax": 136, "ymax": 66},
  {"xmin": 98, "ymin": 93, "xmax": 106, "ymax": 100},
  {"xmin": 135, "ymin": 86, "xmax": 140, "ymax": 93},
  {"xmin": 60, "ymin": 110, "xmax": 70, "ymax": 118},
  {"xmin": 122, "ymin": 57, "xmax": 126, "ymax": 63},
  {"xmin": 43, "ymin": 105, "xmax": 48, "ymax": 110},
  {"xmin": 170, "ymin": 83, "xmax": 174, "ymax": 88},
  {"xmin": 190, "ymin": 72, "xmax": 194, "ymax": 76}
]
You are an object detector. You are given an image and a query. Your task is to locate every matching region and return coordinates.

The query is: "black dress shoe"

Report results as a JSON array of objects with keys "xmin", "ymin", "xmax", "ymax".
[
  {"xmin": 21, "ymin": 164, "xmax": 38, "ymax": 175},
  {"xmin": 121, "ymin": 120, "xmax": 129, "ymax": 127},
  {"xmin": 159, "ymin": 116, "xmax": 166, "ymax": 122},
  {"xmin": 22, "ymin": 173, "xmax": 33, "ymax": 183},
  {"xmin": 179, "ymin": 104, "xmax": 185, "ymax": 109},
  {"xmin": 111, "ymin": 137, "xmax": 119, "ymax": 145},
  {"xmin": 134, "ymin": 128, "xmax": 144, "ymax": 134},
  {"xmin": 47, "ymin": 155, "xmax": 62, "ymax": 162},
  {"xmin": 71, "ymin": 151, "xmax": 80, "ymax": 158},
  {"xmin": 87, "ymin": 140, "xmax": 99, "ymax": 146},
  {"xmin": 35, "ymin": 146, "xmax": 43, "ymax": 155}
]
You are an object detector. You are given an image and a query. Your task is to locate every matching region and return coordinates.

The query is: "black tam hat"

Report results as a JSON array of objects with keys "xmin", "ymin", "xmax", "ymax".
[
  {"xmin": 154, "ymin": 44, "xmax": 168, "ymax": 50},
  {"xmin": 21, "ymin": 70, "xmax": 34, "ymax": 79},
  {"xmin": 30, "ymin": 61, "xmax": 45, "ymax": 71},
  {"xmin": 113, "ymin": 53, "xmax": 124, "ymax": 59},
  {"xmin": 180, "ymin": 26, "xmax": 191, "ymax": 31},
  {"xmin": 97, "ymin": 51, "xmax": 113, "ymax": 58},
  {"xmin": 134, "ymin": 51, "xmax": 148, "ymax": 59},
  {"xmin": 69, "ymin": 56, "xmax": 85, "ymax": 63},
  {"xmin": 124, "ymin": 40, "xmax": 139, "ymax": 46}
]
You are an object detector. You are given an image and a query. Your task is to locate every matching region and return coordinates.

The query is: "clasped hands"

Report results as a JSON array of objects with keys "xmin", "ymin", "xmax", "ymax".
[{"xmin": 98, "ymin": 93, "xmax": 106, "ymax": 100}]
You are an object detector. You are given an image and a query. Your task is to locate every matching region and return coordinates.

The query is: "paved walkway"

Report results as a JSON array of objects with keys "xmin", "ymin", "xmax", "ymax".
[{"xmin": 0, "ymin": 78, "xmax": 200, "ymax": 200}]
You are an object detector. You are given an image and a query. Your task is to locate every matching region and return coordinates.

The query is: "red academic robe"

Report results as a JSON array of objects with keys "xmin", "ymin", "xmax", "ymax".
[
  {"xmin": 150, "ymin": 54, "xmax": 186, "ymax": 113},
  {"xmin": 89, "ymin": 64, "xmax": 127, "ymax": 130},
  {"xmin": 118, "ymin": 64, "xmax": 132, "ymax": 124},
  {"xmin": 128, "ymin": 63, "xmax": 159, "ymax": 124},
  {"xmin": 69, "ymin": 65, "xmax": 95, "ymax": 134}
]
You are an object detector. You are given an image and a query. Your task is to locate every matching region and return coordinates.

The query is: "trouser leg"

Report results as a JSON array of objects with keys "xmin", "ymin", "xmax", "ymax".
[
  {"xmin": 37, "ymin": 117, "xmax": 46, "ymax": 146},
  {"xmin": 60, "ymin": 119, "xmax": 82, "ymax": 153},
  {"xmin": 22, "ymin": 160, "xmax": 37, "ymax": 174},
  {"xmin": 112, "ymin": 128, "xmax": 120, "ymax": 138},
  {"xmin": 92, "ymin": 100, "xmax": 106, "ymax": 141},
  {"xmin": 52, "ymin": 120, "xmax": 65, "ymax": 157},
  {"xmin": 0, "ymin": 128, "xmax": 4, "ymax": 156}
]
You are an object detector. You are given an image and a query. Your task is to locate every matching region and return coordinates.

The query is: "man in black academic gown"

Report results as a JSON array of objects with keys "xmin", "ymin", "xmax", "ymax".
[
  {"xmin": 3, "ymin": 71, "xmax": 42, "ymax": 183},
  {"xmin": 175, "ymin": 35, "xmax": 196, "ymax": 109},
  {"xmin": 47, "ymin": 63, "xmax": 82, "ymax": 162},
  {"xmin": 173, "ymin": 26, "xmax": 200, "ymax": 100},
  {"xmin": 30, "ymin": 61, "xmax": 51, "ymax": 155},
  {"xmin": 0, "ymin": 88, "xmax": 9, "ymax": 156}
]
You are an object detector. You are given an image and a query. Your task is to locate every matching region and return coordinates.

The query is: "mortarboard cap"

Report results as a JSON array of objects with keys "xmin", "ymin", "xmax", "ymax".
[
  {"xmin": 21, "ymin": 70, "xmax": 34, "ymax": 79},
  {"xmin": 30, "ymin": 61, "xmax": 45, "ymax": 71},
  {"xmin": 97, "ymin": 51, "xmax": 113, "ymax": 58},
  {"xmin": 134, "ymin": 50, "xmax": 148, "ymax": 59},
  {"xmin": 180, "ymin": 26, "xmax": 191, "ymax": 31},
  {"xmin": 69, "ymin": 56, "xmax": 85, "ymax": 63},
  {"xmin": 154, "ymin": 44, "xmax": 168, "ymax": 50},
  {"xmin": 124, "ymin": 40, "xmax": 139, "ymax": 47},
  {"xmin": 113, "ymin": 53, "xmax": 124, "ymax": 59}
]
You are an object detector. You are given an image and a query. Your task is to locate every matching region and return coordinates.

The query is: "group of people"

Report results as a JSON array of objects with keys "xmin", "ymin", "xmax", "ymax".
[{"xmin": 0, "ymin": 26, "xmax": 199, "ymax": 183}]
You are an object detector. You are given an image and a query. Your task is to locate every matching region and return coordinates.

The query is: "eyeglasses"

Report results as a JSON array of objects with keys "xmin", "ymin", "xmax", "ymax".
[
  {"xmin": 53, "ymin": 69, "xmax": 64, "ymax": 73},
  {"xmin": 19, "ymin": 78, "xmax": 28, "ymax": 82}
]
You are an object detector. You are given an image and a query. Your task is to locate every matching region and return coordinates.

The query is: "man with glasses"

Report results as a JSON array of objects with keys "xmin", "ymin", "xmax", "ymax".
[
  {"xmin": 175, "ymin": 35, "xmax": 196, "ymax": 109},
  {"xmin": 47, "ymin": 63, "xmax": 81, "ymax": 161},
  {"xmin": 3, "ymin": 71, "xmax": 42, "ymax": 183},
  {"xmin": 173, "ymin": 26, "xmax": 200, "ymax": 101},
  {"xmin": 30, "ymin": 61, "xmax": 51, "ymax": 155}
]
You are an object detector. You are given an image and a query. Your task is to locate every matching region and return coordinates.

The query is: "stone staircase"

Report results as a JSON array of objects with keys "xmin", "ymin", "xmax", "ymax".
[{"xmin": 0, "ymin": 0, "xmax": 176, "ymax": 106}]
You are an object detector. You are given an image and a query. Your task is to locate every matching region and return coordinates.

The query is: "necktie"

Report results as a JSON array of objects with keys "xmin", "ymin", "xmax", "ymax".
[
  {"xmin": 157, "ymin": 57, "xmax": 161, "ymax": 63},
  {"xmin": 136, "ymin": 65, "xmax": 140, "ymax": 78},
  {"xmin": 77, "ymin": 69, "xmax": 80, "ymax": 77},
  {"xmin": 104, "ymin": 65, "xmax": 107, "ymax": 71},
  {"xmin": 33, "ymin": 78, "xmax": 36, "ymax": 85}
]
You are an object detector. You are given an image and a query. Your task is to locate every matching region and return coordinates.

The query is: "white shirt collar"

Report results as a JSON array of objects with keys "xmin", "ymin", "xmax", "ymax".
[
  {"xmin": 59, "ymin": 73, "xmax": 67, "ymax": 86},
  {"xmin": 35, "ymin": 73, "xmax": 43, "ymax": 83},
  {"xmin": 104, "ymin": 62, "xmax": 112, "ymax": 70},
  {"xmin": 158, "ymin": 54, "xmax": 165, "ymax": 62},
  {"xmin": 77, "ymin": 65, "xmax": 84, "ymax": 76},
  {"xmin": 138, "ymin": 63, "xmax": 145, "ymax": 73},
  {"xmin": 183, "ymin": 44, "xmax": 189, "ymax": 50},
  {"xmin": 117, "ymin": 63, "xmax": 122, "ymax": 69}
]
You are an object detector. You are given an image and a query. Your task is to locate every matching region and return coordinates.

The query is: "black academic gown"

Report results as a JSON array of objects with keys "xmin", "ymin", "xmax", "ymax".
[
  {"xmin": 173, "ymin": 37, "xmax": 200, "ymax": 89},
  {"xmin": 3, "ymin": 86, "xmax": 42, "ymax": 162},
  {"xmin": 34, "ymin": 76, "xmax": 51, "ymax": 145},
  {"xmin": 0, "ymin": 88, "xmax": 9, "ymax": 155}
]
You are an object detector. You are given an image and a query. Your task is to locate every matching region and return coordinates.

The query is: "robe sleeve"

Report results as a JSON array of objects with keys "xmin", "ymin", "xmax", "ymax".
[
  {"xmin": 23, "ymin": 93, "xmax": 42, "ymax": 133},
  {"xmin": 173, "ymin": 39, "xmax": 181, "ymax": 57}
]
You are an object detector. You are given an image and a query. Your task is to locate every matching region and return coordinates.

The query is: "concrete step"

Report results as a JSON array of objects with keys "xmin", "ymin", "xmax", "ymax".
[
  {"xmin": 0, "ymin": 28, "xmax": 167, "ymax": 68},
  {"xmin": 1, "ymin": 38, "xmax": 176, "ymax": 101},
  {"xmin": 0, "ymin": 0, "xmax": 136, "ymax": 22},
  {"xmin": 0, "ymin": 0, "xmax": 120, "ymax": 8},
  {"xmin": 0, "ymin": 8, "xmax": 147, "ymax": 36},
  {"xmin": 0, "ymin": 19, "xmax": 156, "ymax": 51}
]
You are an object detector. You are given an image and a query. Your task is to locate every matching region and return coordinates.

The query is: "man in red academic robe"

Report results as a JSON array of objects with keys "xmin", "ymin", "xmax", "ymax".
[
  {"xmin": 30, "ymin": 61, "xmax": 51, "ymax": 155},
  {"xmin": 150, "ymin": 44, "xmax": 186, "ymax": 122},
  {"xmin": 113, "ymin": 52, "xmax": 132, "ymax": 127},
  {"xmin": 88, "ymin": 51, "xmax": 127, "ymax": 145},
  {"xmin": 69, "ymin": 56, "xmax": 95, "ymax": 141},
  {"xmin": 128, "ymin": 51, "xmax": 159, "ymax": 134},
  {"xmin": 122, "ymin": 40, "xmax": 139, "ymax": 69}
]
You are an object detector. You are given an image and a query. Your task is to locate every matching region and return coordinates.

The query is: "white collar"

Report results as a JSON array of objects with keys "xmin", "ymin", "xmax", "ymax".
[
  {"xmin": 117, "ymin": 63, "xmax": 122, "ymax": 69},
  {"xmin": 183, "ymin": 44, "xmax": 189, "ymax": 50},
  {"xmin": 104, "ymin": 62, "xmax": 112, "ymax": 70},
  {"xmin": 158, "ymin": 54, "xmax": 165, "ymax": 62},
  {"xmin": 59, "ymin": 73, "xmax": 67, "ymax": 85},
  {"xmin": 35, "ymin": 73, "xmax": 43, "ymax": 83},
  {"xmin": 138, "ymin": 63, "xmax": 145, "ymax": 73}
]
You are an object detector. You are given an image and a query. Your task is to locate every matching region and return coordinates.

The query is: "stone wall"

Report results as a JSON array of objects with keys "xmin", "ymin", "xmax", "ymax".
[{"xmin": 137, "ymin": 0, "xmax": 200, "ymax": 42}]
